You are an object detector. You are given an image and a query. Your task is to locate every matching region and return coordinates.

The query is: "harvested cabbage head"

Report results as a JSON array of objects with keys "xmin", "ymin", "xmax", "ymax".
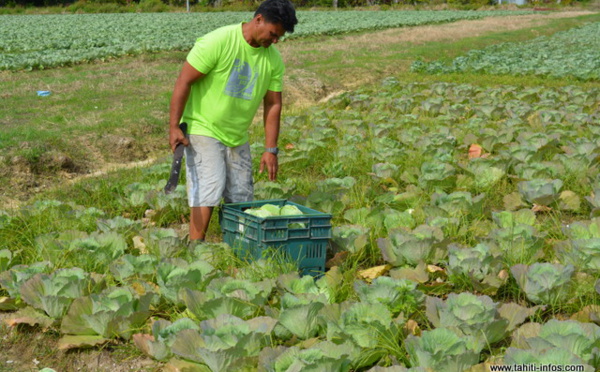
[
  {"xmin": 279, "ymin": 205, "xmax": 304, "ymax": 216},
  {"xmin": 244, "ymin": 208, "xmax": 274, "ymax": 218},
  {"xmin": 260, "ymin": 204, "xmax": 282, "ymax": 216}
]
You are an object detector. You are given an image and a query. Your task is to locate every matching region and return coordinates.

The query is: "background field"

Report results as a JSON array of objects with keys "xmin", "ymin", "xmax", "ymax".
[
  {"xmin": 0, "ymin": 10, "xmax": 534, "ymax": 71},
  {"xmin": 1, "ymin": 8, "xmax": 600, "ymax": 372}
]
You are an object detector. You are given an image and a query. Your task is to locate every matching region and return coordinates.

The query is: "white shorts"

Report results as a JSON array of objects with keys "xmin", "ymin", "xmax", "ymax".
[{"xmin": 185, "ymin": 135, "xmax": 253, "ymax": 207}]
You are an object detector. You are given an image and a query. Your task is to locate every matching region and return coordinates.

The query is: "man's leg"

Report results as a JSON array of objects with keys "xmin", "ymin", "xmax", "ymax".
[
  {"xmin": 190, "ymin": 206, "xmax": 213, "ymax": 241},
  {"xmin": 186, "ymin": 135, "xmax": 227, "ymax": 241},
  {"xmin": 223, "ymin": 142, "xmax": 254, "ymax": 203}
]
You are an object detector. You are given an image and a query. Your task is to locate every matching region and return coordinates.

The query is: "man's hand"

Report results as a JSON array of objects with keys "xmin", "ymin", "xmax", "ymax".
[
  {"xmin": 259, "ymin": 152, "xmax": 278, "ymax": 181},
  {"xmin": 169, "ymin": 125, "xmax": 189, "ymax": 152}
]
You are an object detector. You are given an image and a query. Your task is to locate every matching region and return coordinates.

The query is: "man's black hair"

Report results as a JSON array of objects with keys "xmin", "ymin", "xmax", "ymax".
[{"xmin": 255, "ymin": 0, "xmax": 298, "ymax": 34}]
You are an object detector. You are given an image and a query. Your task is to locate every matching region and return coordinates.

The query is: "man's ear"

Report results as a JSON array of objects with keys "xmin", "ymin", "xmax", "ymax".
[{"xmin": 254, "ymin": 13, "xmax": 264, "ymax": 25}]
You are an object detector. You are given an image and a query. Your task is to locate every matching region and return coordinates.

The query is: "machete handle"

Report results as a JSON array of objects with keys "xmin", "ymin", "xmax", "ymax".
[{"xmin": 175, "ymin": 122, "xmax": 188, "ymax": 150}]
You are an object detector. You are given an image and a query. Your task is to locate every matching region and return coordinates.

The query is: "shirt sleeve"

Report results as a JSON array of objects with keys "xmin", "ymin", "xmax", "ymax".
[
  {"xmin": 268, "ymin": 48, "xmax": 285, "ymax": 92},
  {"xmin": 186, "ymin": 30, "xmax": 224, "ymax": 75}
]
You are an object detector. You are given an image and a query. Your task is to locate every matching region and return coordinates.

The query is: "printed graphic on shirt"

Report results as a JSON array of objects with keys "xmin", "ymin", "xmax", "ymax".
[{"xmin": 224, "ymin": 59, "xmax": 258, "ymax": 100}]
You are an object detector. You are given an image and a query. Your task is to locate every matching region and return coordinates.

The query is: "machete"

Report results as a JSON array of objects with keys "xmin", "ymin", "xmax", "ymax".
[{"xmin": 164, "ymin": 122, "xmax": 187, "ymax": 194}]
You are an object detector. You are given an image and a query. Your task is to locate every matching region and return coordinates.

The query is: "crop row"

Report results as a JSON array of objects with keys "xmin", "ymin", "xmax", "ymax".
[
  {"xmin": 1, "ymin": 235, "xmax": 597, "ymax": 371},
  {"xmin": 2, "ymin": 78, "xmax": 600, "ymax": 370},
  {"xmin": 411, "ymin": 21, "xmax": 600, "ymax": 80},
  {"xmin": 0, "ymin": 10, "xmax": 533, "ymax": 71}
]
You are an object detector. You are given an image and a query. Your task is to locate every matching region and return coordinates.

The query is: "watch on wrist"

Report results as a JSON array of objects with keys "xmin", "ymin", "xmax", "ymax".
[{"xmin": 265, "ymin": 147, "xmax": 279, "ymax": 155}]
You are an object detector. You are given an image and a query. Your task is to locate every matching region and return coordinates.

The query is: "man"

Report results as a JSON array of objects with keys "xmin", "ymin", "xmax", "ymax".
[{"xmin": 168, "ymin": 0, "xmax": 298, "ymax": 242}]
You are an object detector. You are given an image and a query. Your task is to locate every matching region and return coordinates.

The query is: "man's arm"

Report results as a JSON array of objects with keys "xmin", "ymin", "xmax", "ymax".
[
  {"xmin": 169, "ymin": 61, "xmax": 205, "ymax": 152},
  {"xmin": 259, "ymin": 90, "xmax": 282, "ymax": 181}
]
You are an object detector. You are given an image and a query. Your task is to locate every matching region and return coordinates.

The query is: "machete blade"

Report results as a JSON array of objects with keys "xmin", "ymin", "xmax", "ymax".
[{"xmin": 164, "ymin": 122, "xmax": 187, "ymax": 195}]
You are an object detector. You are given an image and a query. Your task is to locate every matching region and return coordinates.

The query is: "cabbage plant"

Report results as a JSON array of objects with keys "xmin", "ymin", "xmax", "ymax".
[
  {"xmin": 418, "ymin": 161, "xmax": 456, "ymax": 191},
  {"xmin": 144, "ymin": 187, "xmax": 188, "ymax": 216},
  {"xmin": 272, "ymin": 272, "xmax": 344, "ymax": 340},
  {"xmin": 514, "ymin": 161, "xmax": 563, "ymax": 180},
  {"xmin": 585, "ymin": 188, "xmax": 600, "ymax": 217},
  {"xmin": 306, "ymin": 190, "xmax": 345, "ymax": 215},
  {"xmin": 60, "ymin": 286, "xmax": 156, "ymax": 348},
  {"xmin": 264, "ymin": 344, "xmax": 353, "ymax": 372},
  {"xmin": 35, "ymin": 230, "xmax": 127, "ymax": 272},
  {"xmin": 253, "ymin": 180, "xmax": 297, "ymax": 200},
  {"xmin": 96, "ymin": 215, "xmax": 141, "ymax": 235},
  {"xmin": 354, "ymin": 276, "xmax": 424, "ymax": 316},
  {"xmin": 276, "ymin": 272, "xmax": 335, "ymax": 304},
  {"xmin": 405, "ymin": 328, "xmax": 482, "ymax": 372},
  {"xmin": 0, "ymin": 262, "xmax": 50, "ymax": 296},
  {"xmin": 305, "ymin": 177, "xmax": 356, "ymax": 214},
  {"xmin": 109, "ymin": 254, "xmax": 157, "ymax": 283},
  {"xmin": 383, "ymin": 209, "xmax": 417, "ymax": 231},
  {"xmin": 169, "ymin": 314, "xmax": 276, "ymax": 371},
  {"xmin": 486, "ymin": 210, "xmax": 544, "ymax": 266},
  {"xmin": 555, "ymin": 218, "xmax": 600, "ymax": 273},
  {"xmin": 156, "ymin": 258, "xmax": 217, "ymax": 304},
  {"xmin": 493, "ymin": 209, "xmax": 536, "ymax": 227},
  {"xmin": 447, "ymin": 243, "xmax": 506, "ymax": 295},
  {"xmin": 133, "ymin": 318, "xmax": 201, "ymax": 361},
  {"xmin": 562, "ymin": 218, "xmax": 600, "ymax": 240},
  {"xmin": 517, "ymin": 178, "xmax": 563, "ymax": 206},
  {"xmin": 426, "ymin": 292, "xmax": 509, "ymax": 348},
  {"xmin": 343, "ymin": 207, "xmax": 415, "ymax": 234},
  {"xmin": 371, "ymin": 162, "xmax": 399, "ymax": 180},
  {"xmin": 510, "ymin": 263, "xmax": 574, "ymax": 305},
  {"xmin": 181, "ymin": 278, "xmax": 274, "ymax": 321},
  {"xmin": 19, "ymin": 268, "xmax": 104, "ymax": 320},
  {"xmin": 140, "ymin": 227, "xmax": 182, "ymax": 258},
  {"xmin": 506, "ymin": 319, "xmax": 600, "ymax": 369},
  {"xmin": 555, "ymin": 239, "xmax": 600, "ymax": 274},
  {"xmin": 276, "ymin": 294, "xmax": 326, "ymax": 340},
  {"xmin": 0, "ymin": 262, "xmax": 51, "ymax": 310},
  {"xmin": 320, "ymin": 301, "xmax": 404, "ymax": 369},
  {"xmin": 460, "ymin": 160, "xmax": 506, "ymax": 190},
  {"xmin": 326, "ymin": 302, "xmax": 402, "ymax": 349},
  {"xmin": 332, "ymin": 225, "xmax": 370, "ymax": 254},
  {"xmin": 121, "ymin": 182, "xmax": 155, "ymax": 207},
  {"xmin": 430, "ymin": 191, "xmax": 485, "ymax": 218},
  {"xmin": 504, "ymin": 347, "xmax": 594, "ymax": 371},
  {"xmin": 378, "ymin": 224, "xmax": 445, "ymax": 267}
]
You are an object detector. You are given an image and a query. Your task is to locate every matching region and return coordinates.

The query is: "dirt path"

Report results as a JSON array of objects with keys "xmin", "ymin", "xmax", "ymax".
[{"xmin": 324, "ymin": 11, "xmax": 593, "ymax": 47}]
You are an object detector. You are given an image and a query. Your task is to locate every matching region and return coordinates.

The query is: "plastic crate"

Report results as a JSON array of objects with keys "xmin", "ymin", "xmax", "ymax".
[{"xmin": 220, "ymin": 199, "xmax": 332, "ymax": 277}]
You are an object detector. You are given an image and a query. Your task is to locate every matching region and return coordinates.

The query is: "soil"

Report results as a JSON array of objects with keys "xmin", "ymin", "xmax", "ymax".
[{"xmin": 0, "ymin": 312, "xmax": 161, "ymax": 372}]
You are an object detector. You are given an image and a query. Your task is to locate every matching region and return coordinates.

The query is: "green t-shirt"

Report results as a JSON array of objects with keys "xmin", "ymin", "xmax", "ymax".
[{"xmin": 182, "ymin": 23, "xmax": 285, "ymax": 147}]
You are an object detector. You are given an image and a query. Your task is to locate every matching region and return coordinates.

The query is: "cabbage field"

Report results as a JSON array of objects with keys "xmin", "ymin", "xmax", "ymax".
[
  {"xmin": 0, "ymin": 10, "xmax": 534, "ymax": 71},
  {"xmin": 3, "ymin": 78, "xmax": 600, "ymax": 370},
  {"xmin": 2, "ymin": 10, "xmax": 600, "ymax": 372},
  {"xmin": 411, "ymin": 19, "xmax": 600, "ymax": 80}
]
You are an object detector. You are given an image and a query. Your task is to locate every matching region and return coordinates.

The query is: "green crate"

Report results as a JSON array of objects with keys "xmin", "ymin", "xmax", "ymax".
[{"xmin": 220, "ymin": 199, "xmax": 332, "ymax": 277}]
